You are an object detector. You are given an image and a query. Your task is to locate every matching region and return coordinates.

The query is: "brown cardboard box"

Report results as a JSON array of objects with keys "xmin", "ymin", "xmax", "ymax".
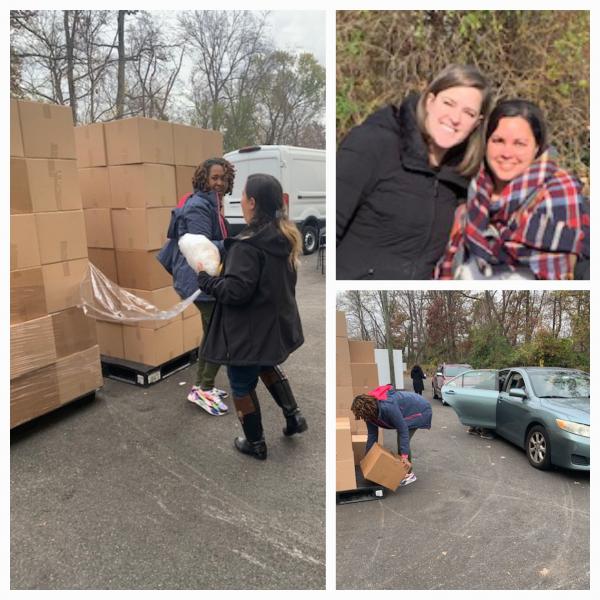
[
  {"xmin": 336, "ymin": 459, "xmax": 357, "ymax": 492},
  {"xmin": 360, "ymin": 442, "xmax": 409, "ymax": 491},
  {"xmin": 123, "ymin": 319, "xmax": 184, "ymax": 366},
  {"xmin": 11, "ymin": 214, "xmax": 41, "ymax": 270},
  {"xmin": 11, "ymin": 158, "xmax": 82, "ymax": 214},
  {"xmin": 109, "ymin": 164, "xmax": 177, "ymax": 208},
  {"xmin": 10, "ymin": 315, "xmax": 57, "ymax": 380},
  {"xmin": 336, "ymin": 409, "xmax": 368, "ymax": 435},
  {"xmin": 51, "ymin": 307, "xmax": 98, "ymax": 359},
  {"xmin": 336, "ymin": 310, "xmax": 348, "ymax": 338},
  {"xmin": 175, "ymin": 165, "xmax": 195, "ymax": 200},
  {"xmin": 182, "ymin": 302, "xmax": 197, "ymax": 319},
  {"xmin": 11, "ymin": 98, "xmax": 24, "ymax": 157},
  {"xmin": 84, "ymin": 208, "xmax": 114, "ymax": 248},
  {"xmin": 336, "ymin": 386, "xmax": 354, "ymax": 411},
  {"xmin": 336, "ymin": 336, "xmax": 351, "ymax": 365},
  {"xmin": 122, "ymin": 286, "xmax": 182, "ymax": 330},
  {"xmin": 351, "ymin": 363, "xmax": 379, "ymax": 389},
  {"xmin": 352, "ymin": 434, "xmax": 368, "ymax": 466},
  {"xmin": 78, "ymin": 167, "xmax": 112, "ymax": 209},
  {"xmin": 182, "ymin": 314, "xmax": 203, "ymax": 352},
  {"xmin": 10, "ymin": 268, "xmax": 47, "ymax": 324},
  {"xmin": 337, "ymin": 361, "xmax": 352, "ymax": 387},
  {"xmin": 348, "ymin": 340, "xmax": 376, "ymax": 364},
  {"xmin": 96, "ymin": 321, "xmax": 125, "ymax": 359},
  {"xmin": 42, "ymin": 258, "xmax": 89, "ymax": 313},
  {"xmin": 36, "ymin": 211, "xmax": 88, "ymax": 264},
  {"xmin": 55, "ymin": 345, "xmax": 103, "ymax": 404},
  {"xmin": 17, "ymin": 100, "xmax": 76, "ymax": 159},
  {"xmin": 336, "ymin": 417, "xmax": 354, "ymax": 462},
  {"xmin": 172, "ymin": 123, "xmax": 223, "ymax": 166},
  {"xmin": 111, "ymin": 207, "xmax": 170, "ymax": 251},
  {"xmin": 74, "ymin": 123, "xmax": 107, "ymax": 167},
  {"xmin": 115, "ymin": 250, "xmax": 172, "ymax": 290},
  {"xmin": 104, "ymin": 117, "xmax": 175, "ymax": 165},
  {"xmin": 88, "ymin": 248, "xmax": 118, "ymax": 282},
  {"xmin": 11, "ymin": 364, "xmax": 60, "ymax": 428}
]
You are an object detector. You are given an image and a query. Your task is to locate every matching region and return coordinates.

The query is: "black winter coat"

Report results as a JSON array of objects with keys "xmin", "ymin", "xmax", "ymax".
[
  {"xmin": 336, "ymin": 93, "xmax": 470, "ymax": 280},
  {"xmin": 410, "ymin": 365, "xmax": 426, "ymax": 394},
  {"xmin": 197, "ymin": 223, "xmax": 304, "ymax": 366}
]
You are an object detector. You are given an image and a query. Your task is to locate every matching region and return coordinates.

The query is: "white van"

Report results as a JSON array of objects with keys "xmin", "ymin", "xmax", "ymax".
[{"xmin": 223, "ymin": 145, "xmax": 325, "ymax": 254}]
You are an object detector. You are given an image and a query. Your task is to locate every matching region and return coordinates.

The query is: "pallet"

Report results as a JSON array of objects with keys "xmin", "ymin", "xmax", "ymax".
[
  {"xmin": 336, "ymin": 466, "xmax": 386, "ymax": 504},
  {"xmin": 101, "ymin": 349, "xmax": 198, "ymax": 387}
]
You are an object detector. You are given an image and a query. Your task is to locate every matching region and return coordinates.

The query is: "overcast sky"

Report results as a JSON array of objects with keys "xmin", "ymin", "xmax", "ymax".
[{"xmin": 266, "ymin": 11, "xmax": 325, "ymax": 65}]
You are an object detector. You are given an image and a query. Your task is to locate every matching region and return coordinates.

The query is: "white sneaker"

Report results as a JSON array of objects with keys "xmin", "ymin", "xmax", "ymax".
[
  {"xmin": 208, "ymin": 387, "xmax": 229, "ymax": 413},
  {"xmin": 187, "ymin": 387, "xmax": 222, "ymax": 416},
  {"xmin": 211, "ymin": 387, "xmax": 229, "ymax": 400},
  {"xmin": 399, "ymin": 472, "xmax": 417, "ymax": 487}
]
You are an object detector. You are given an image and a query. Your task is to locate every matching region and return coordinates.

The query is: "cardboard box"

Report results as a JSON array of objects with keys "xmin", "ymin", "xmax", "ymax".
[
  {"xmin": 337, "ymin": 359, "xmax": 352, "ymax": 387},
  {"xmin": 109, "ymin": 164, "xmax": 177, "ymax": 208},
  {"xmin": 348, "ymin": 340, "xmax": 376, "ymax": 364},
  {"xmin": 122, "ymin": 286, "xmax": 182, "ymax": 330},
  {"xmin": 74, "ymin": 123, "xmax": 106, "ymax": 167},
  {"xmin": 123, "ymin": 319, "xmax": 184, "ymax": 366},
  {"xmin": 84, "ymin": 208, "xmax": 114, "ymax": 248},
  {"xmin": 182, "ymin": 301, "xmax": 197, "ymax": 319},
  {"xmin": 96, "ymin": 321, "xmax": 125, "ymax": 359},
  {"xmin": 10, "ymin": 315, "xmax": 57, "ymax": 380},
  {"xmin": 11, "ymin": 364, "xmax": 60, "ymax": 428},
  {"xmin": 11, "ymin": 214, "xmax": 41, "ymax": 270},
  {"xmin": 175, "ymin": 165, "xmax": 195, "ymax": 200},
  {"xmin": 36, "ymin": 211, "xmax": 88, "ymax": 264},
  {"xmin": 336, "ymin": 386, "xmax": 354, "ymax": 411},
  {"xmin": 336, "ymin": 459, "xmax": 357, "ymax": 492},
  {"xmin": 182, "ymin": 314, "xmax": 203, "ymax": 352},
  {"xmin": 172, "ymin": 123, "xmax": 223, "ymax": 166},
  {"xmin": 11, "ymin": 157, "xmax": 82, "ymax": 214},
  {"xmin": 336, "ymin": 336, "xmax": 351, "ymax": 365},
  {"xmin": 17, "ymin": 100, "xmax": 76, "ymax": 159},
  {"xmin": 51, "ymin": 307, "xmax": 98, "ymax": 359},
  {"xmin": 351, "ymin": 363, "xmax": 379, "ymax": 389},
  {"xmin": 111, "ymin": 207, "xmax": 170, "ymax": 251},
  {"xmin": 115, "ymin": 250, "xmax": 172, "ymax": 290},
  {"xmin": 336, "ymin": 409, "xmax": 368, "ymax": 435},
  {"xmin": 336, "ymin": 417, "xmax": 354, "ymax": 462},
  {"xmin": 336, "ymin": 310, "xmax": 348, "ymax": 338},
  {"xmin": 11, "ymin": 98, "xmax": 24, "ymax": 157},
  {"xmin": 352, "ymin": 434, "xmax": 368, "ymax": 466},
  {"xmin": 42, "ymin": 258, "xmax": 89, "ymax": 314},
  {"xmin": 360, "ymin": 443, "xmax": 409, "ymax": 491},
  {"xmin": 10, "ymin": 268, "xmax": 47, "ymax": 325},
  {"xmin": 78, "ymin": 167, "xmax": 112, "ymax": 209},
  {"xmin": 55, "ymin": 345, "xmax": 103, "ymax": 404},
  {"xmin": 104, "ymin": 117, "xmax": 174, "ymax": 165},
  {"xmin": 88, "ymin": 248, "xmax": 118, "ymax": 283}
]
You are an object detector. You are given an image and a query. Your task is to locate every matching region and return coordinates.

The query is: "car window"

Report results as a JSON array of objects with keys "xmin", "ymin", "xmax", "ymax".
[
  {"xmin": 445, "ymin": 365, "xmax": 471, "ymax": 378},
  {"xmin": 445, "ymin": 375, "xmax": 463, "ymax": 388},
  {"xmin": 462, "ymin": 370, "xmax": 496, "ymax": 390},
  {"xmin": 506, "ymin": 372, "xmax": 525, "ymax": 391}
]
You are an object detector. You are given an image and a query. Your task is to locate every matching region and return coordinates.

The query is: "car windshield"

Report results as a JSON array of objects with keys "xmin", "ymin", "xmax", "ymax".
[
  {"xmin": 529, "ymin": 371, "xmax": 590, "ymax": 399},
  {"xmin": 445, "ymin": 365, "xmax": 470, "ymax": 378}
]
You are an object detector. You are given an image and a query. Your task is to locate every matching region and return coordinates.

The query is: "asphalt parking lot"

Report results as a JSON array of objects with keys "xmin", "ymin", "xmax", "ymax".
[
  {"xmin": 337, "ymin": 378, "xmax": 590, "ymax": 590},
  {"xmin": 11, "ymin": 253, "xmax": 325, "ymax": 590}
]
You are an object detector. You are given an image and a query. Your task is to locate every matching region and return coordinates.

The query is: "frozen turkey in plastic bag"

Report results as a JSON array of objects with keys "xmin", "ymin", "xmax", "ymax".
[{"xmin": 178, "ymin": 233, "xmax": 221, "ymax": 276}]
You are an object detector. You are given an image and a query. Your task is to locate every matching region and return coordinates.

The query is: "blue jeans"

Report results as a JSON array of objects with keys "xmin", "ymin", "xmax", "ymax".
[{"xmin": 227, "ymin": 365, "xmax": 273, "ymax": 397}]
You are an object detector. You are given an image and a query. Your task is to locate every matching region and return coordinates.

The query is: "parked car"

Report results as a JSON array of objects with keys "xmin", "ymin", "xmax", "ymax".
[
  {"xmin": 441, "ymin": 367, "xmax": 590, "ymax": 470},
  {"xmin": 223, "ymin": 145, "xmax": 325, "ymax": 254},
  {"xmin": 432, "ymin": 363, "xmax": 472, "ymax": 401}
]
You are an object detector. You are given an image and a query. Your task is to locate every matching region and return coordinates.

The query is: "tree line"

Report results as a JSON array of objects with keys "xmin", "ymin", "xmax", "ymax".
[
  {"xmin": 337, "ymin": 291, "xmax": 589, "ymax": 372},
  {"xmin": 11, "ymin": 10, "xmax": 325, "ymax": 152}
]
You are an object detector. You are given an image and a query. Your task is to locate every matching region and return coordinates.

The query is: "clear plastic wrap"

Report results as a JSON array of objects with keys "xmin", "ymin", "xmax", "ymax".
[
  {"xmin": 79, "ymin": 262, "xmax": 200, "ymax": 323},
  {"xmin": 178, "ymin": 233, "xmax": 221, "ymax": 275}
]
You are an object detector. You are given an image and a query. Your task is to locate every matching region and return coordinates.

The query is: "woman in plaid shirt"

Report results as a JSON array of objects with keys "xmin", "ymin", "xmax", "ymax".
[{"xmin": 436, "ymin": 100, "xmax": 589, "ymax": 280}]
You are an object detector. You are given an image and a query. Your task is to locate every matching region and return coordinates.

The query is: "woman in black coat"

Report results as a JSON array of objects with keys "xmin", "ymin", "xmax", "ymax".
[
  {"xmin": 410, "ymin": 365, "xmax": 426, "ymax": 395},
  {"xmin": 336, "ymin": 64, "xmax": 493, "ymax": 279},
  {"xmin": 196, "ymin": 174, "xmax": 307, "ymax": 460}
]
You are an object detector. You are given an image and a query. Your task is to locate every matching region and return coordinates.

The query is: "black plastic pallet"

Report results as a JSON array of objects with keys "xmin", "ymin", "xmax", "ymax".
[
  {"xmin": 101, "ymin": 349, "xmax": 198, "ymax": 387},
  {"xmin": 336, "ymin": 466, "xmax": 386, "ymax": 504}
]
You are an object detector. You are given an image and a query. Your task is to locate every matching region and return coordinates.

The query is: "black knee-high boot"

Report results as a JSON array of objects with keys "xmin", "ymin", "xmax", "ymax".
[
  {"xmin": 232, "ymin": 389, "xmax": 267, "ymax": 460},
  {"xmin": 259, "ymin": 366, "xmax": 308, "ymax": 436}
]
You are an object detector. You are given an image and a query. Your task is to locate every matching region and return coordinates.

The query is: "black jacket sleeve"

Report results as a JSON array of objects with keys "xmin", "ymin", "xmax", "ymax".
[
  {"xmin": 197, "ymin": 243, "xmax": 260, "ymax": 306},
  {"xmin": 336, "ymin": 124, "xmax": 381, "ymax": 244}
]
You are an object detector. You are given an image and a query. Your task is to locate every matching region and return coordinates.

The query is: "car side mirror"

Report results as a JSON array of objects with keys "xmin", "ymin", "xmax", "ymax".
[{"xmin": 509, "ymin": 388, "xmax": 527, "ymax": 400}]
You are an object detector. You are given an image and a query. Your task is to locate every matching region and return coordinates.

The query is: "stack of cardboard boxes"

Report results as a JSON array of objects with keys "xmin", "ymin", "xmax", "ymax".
[
  {"xmin": 74, "ymin": 118, "xmax": 223, "ymax": 366},
  {"xmin": 10, "ymin": 99, "xmax": 103, "ymax": 428}
]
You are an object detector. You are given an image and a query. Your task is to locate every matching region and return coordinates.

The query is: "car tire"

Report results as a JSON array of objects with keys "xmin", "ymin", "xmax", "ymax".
[
  {"xmin": 302, "ymin": 224, "xmax": 318, "ymax": 255},
  {"xmin": 526, "ymin": 425, "xmax": 552, "ymax": 470}
]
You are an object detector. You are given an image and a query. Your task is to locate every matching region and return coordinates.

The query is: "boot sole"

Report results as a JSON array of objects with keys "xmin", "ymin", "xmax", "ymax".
[
  {"xmin": 234, "ymin": 438, "xmax": 267, "ymax": 460},
  {"xmin": 283, "ymin": 422, "xmax": 308, "ymax": 436}
]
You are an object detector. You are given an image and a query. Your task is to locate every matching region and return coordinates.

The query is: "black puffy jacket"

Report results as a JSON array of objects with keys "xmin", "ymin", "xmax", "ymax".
[
  {"xmin": 197, "ymin": 223, "xmax": 304, "ymax": 366},
  {"xmin": 336, "ymin": 93, "xmax": 470, "ymax": 280}
]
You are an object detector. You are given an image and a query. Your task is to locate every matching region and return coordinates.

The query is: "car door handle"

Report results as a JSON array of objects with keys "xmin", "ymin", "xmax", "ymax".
[{"xmin": 445, "ymin": 390, "xmax": 456, "ymax": 395}]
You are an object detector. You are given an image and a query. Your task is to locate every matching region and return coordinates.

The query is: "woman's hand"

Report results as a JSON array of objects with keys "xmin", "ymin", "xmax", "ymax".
[{"xmin": 196, "ymin": 261, "xmax": 204, "ymax": 272}]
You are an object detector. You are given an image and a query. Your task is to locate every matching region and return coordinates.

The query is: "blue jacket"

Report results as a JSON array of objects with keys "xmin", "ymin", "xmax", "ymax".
[
  {"xmin": 163, "ymin": 190, "xmax": 226, "ymax": 303},
  {"xmin": 366, "ymin": 389, "xmax": 432, "ymax": 456}
]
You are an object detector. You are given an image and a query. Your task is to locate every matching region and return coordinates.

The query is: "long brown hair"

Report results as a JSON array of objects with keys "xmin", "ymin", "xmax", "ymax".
[{"xmin": 351, "ymin": 394, "xmax": 378, "ymax": 422}]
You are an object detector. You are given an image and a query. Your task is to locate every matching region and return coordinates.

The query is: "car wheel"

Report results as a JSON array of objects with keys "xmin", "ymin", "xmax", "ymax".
[
  {"xmin": 441, "ymin": 397, "xmax": 447, "ymax": 406},
  {"xmin": 526, "ymin": 425, "xmax": 552, "ymax": 470},
  {"xmin": 302, "ymin": 224, "xmax": 318, "ymax": 255}
]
